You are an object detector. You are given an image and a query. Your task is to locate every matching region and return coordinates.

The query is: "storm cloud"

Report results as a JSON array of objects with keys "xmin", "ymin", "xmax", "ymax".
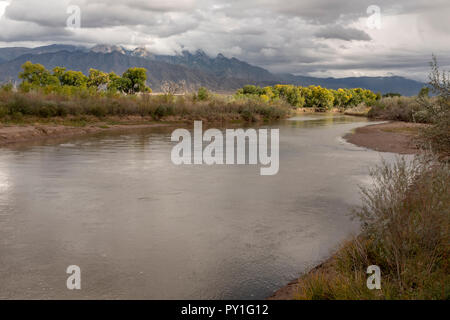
[{"xmin": 0, "ymin": 0, "xmax": 449, "ymax": 80}]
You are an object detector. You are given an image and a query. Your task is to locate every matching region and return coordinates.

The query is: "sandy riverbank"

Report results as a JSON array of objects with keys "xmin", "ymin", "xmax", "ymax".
[
  {"xmin": 344, "ymin": 121, "xmax": 425, "ymax": 155},
  {"xmin": 0, "ymin": 122, "xmax": 170, "ymax": 147}
]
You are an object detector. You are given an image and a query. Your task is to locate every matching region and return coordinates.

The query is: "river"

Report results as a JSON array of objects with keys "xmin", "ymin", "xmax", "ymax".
[{"xmin": 0, "ymin": 114, "xmax": 399, "ymax": 299}]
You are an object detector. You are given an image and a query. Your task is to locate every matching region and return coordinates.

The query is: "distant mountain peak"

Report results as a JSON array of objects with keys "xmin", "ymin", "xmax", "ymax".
[
  {"xmin": 130, "ymin": 47, "xmax": 154, "ymax": 59},
  {"xmin": 194, "ymin": 49, "xmax": 207, "ymax": 57},
  {"xmin": 181, "ymin": 50, "xmax": 191, "ymax": 56},
  {"xmin": 91, "ymin": 44, "xmax": 126, "ymax": 55}
]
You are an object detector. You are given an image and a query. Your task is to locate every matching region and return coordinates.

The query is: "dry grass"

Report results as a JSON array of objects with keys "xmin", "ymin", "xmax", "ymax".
[
  {"xmin": 344, "ymin": 103, "xmax": 372, "ymax": 117},
  {"xmin": 368, "ymin": 96, "xmax": 431, "ymax": 123},
  {"xmin": 418, "ymin": 111, "xmax": 450, "ymax": 160},
  {"xmin": 0, "ymin": 89, "xmax": 293, "ymax": 124},
  {"xmin": 295, "ymin": 156, "xmax": 449, "ymax": 300}
]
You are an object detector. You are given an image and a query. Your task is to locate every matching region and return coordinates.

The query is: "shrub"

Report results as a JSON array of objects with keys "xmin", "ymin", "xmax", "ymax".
[
  {"xmin": 37, "ymin": 103, "xmax": 58, "ymax": 118},
  {"xmin": 296, "ymin": 156, "xmax": 449, "ymax": 300},
  {"xmin": 0, "ymin": 86, "xmax": 292, "ymax": 123},
  {"xmin": 1, "ymin": 83, "xmax": 14, "ymax": 92},
  {"xmin": 368, "ymin": 96, "xmax": 425, "ymax": 122},
  {"xmin": 419, "ymin": 111, "xmax": 450, "ymax": 159},
  {"xmin": 0, "ymin": 106, "xmax": 8, "ymax": 118},
  {"xmin": 383, "ymin": 93, "xmax": 402, "ymax": 98},
  {"xmin": 197, "ymin": 87, "xmax": 210, "ymax": 101}
]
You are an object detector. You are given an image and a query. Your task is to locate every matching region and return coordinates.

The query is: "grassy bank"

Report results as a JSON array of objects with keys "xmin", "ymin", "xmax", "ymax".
[
  {"xmin": 293, "ymin": 156, "xmax": 449, "ymax": 300},
  {"xmin": 0, "ymin": 89, "xmax": 293, "ymax": 125}
]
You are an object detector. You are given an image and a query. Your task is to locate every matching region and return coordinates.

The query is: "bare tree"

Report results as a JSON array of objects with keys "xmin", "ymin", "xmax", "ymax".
[
  {"xmin": 429, "ymin": 54, "xmax": 450, "ymax": 99},
  {"xmin": 161, "ymin": 80, "xmax": 187, "ymax": 95}
]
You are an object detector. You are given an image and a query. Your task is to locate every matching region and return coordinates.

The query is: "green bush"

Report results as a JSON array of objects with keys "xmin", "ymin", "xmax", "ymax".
[
  {"xmin": 87, "ymin": 105, "xmax": 108, "ymax": 118},
  {"xmin": 0, "ymin": 106, "xmax": 8, "ymax": 118},
  {"xmin": 197, "ymin": 87, "xmax": 210, "ymax": 101},
  {"xmin": 37, "ymin": 103, "xmax": 58, "ymax": 118},
  {"xmin": 1, "ymin": 83, "xmax": 14, "ymax": 92}
]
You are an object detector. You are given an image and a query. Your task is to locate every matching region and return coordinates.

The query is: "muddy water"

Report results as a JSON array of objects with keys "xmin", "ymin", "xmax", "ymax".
[{"xmin": 0, "ymin": 115, "xmax": 399, "ymax": 299}]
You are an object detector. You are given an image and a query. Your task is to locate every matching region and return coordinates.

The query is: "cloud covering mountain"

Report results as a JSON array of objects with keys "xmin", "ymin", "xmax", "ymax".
[
  {"xmin": 0, "ymin": 44, "xmax": 426, "ymax": 95},
  {"xmin": 0, "ymin": 0, "xmax": 448, "ymax": 81}
]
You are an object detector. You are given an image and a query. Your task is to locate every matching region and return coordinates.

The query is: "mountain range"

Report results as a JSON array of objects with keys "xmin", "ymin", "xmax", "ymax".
[{"xmin": 0, "ymin": 44, "xmax": 426, "ymax": 95}]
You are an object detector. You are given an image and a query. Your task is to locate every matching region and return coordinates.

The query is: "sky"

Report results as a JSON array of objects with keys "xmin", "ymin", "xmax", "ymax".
[{"xmin": 0, "ymin": 0, "xmax": 449, "ymax": 81}]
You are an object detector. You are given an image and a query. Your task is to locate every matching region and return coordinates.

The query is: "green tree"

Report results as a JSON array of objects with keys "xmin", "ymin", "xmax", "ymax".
[
  {"xmin": 197, "ymin": 87, "xmax": 210, "ymax": 101},
  {"xmin": 19, "ymin": 61, "xmax": 59, "ymax": 87},
  {"xmin": 87, "ymin": 68, "xmax": 110, "ymax": 89},
  {"xmin": 262, "ymin": 86, "xmax": 275, "ymax": 100},
  {"xmin": 360, "ymin": 89, "xmax": 378, "ymax": 105},
  {"xmin": 300, "ymin": 86, "xmax": 313, "ymax": 108},
  {"xmin": 418, "ymin": 86, "xmax": 430, "ymax": 98},
  {"xmin": 241, "ymin": 85, "xmax": 262, "ymax": 95},
  {"xmin": 383, "ymin": 92, "xmax": 401, "ymax": 98},
  {"xmin": 52, "ymin": 66, "xmax": 67, "ymax": 83},
  {"xmin": 115, "ymin": 77, "xmax": 132, "ymax": 94},
  {"xmin": 121, "ymin": 67, "xmax": 148, "ymax": 94},
  {"xmin": 348, "ymin": 88, "xmax": 364, "ymax": 105},
  {"xmin": 107, "ymin": 72, "xmax": 121, "ymax": 92},
  {"xmin": 332, "ymin": 88, "xmax": 352, "ymax": 108},
  {"xmin": 62, "ymin": 70, "xmax": 88, "ymax": 87},
  {"xmin": 309, "ymin": 86, "xmax": 335, "ymax": 110}
]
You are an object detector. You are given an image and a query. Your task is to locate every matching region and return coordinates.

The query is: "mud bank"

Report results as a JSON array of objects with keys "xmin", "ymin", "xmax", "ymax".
[
  {"xmin": 0, "ymin": 123, "xmax": 168, "ymax": 147},
  {"xmin": 344, "ymin": 121, "xmax": 425, "ymax": 155}
]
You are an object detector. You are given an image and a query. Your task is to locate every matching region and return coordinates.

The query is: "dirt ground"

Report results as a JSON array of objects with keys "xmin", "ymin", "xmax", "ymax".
[
  {"xmin": 0, "ymin": 123, "xmax": 168, "ymax": 147},
  {"xmin": 344, "ymin": 121, "xmax": 425, "ymax": 155}
]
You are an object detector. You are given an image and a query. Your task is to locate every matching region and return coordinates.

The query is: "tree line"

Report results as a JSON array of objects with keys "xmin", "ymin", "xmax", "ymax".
[
  {"xmin": 14, "ymin": 62, "xmax": 382, "ymax": 111},
  {"xmin": 18, "ymin": 61, "xmax": 151, "ymax": 95},
  {"xmin": 236, "ymin": 84, "xmax": 380, "ymax": 110}
]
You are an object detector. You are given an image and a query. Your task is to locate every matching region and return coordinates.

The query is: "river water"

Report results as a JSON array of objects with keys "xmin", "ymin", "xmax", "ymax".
[{"xmin": 0, "ymin": 115, "xmax": 399, "ymax": 299}]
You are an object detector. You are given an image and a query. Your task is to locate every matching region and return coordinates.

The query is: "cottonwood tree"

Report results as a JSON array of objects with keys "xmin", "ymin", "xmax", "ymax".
[
  {"xmin": 107, "ymin": 68, "xmax": 151, "ymax": 94},
  {"xmin": 19, "ymin": 61, "xmax": 59, "ymax": 87},
  {"xmin": 87, "ymin": 69, "xmax": 110, "ymax": 90},
  {"xmin": 121, "ymin": 67, "xmax": 149, "ymax": 94},
  {"xmin": 59, "ymin": 70, "xmax": 88, "ymax": 87}
]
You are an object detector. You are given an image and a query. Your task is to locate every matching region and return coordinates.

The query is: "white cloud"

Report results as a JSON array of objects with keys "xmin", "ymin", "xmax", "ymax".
[{"xmin": 0, "ymin": 1, "xmax": 10, "ymax": 18}]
